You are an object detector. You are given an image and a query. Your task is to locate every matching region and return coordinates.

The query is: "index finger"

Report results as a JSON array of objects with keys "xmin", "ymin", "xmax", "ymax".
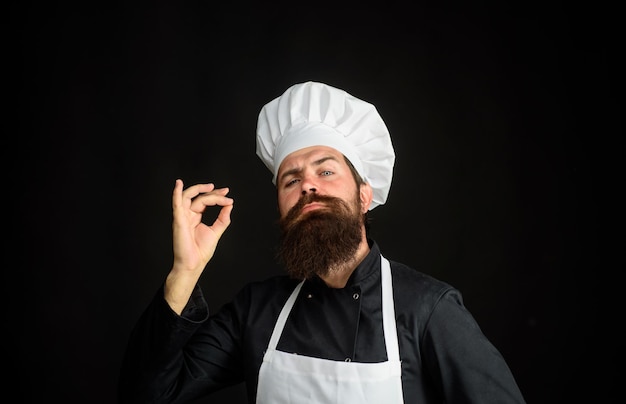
[{"xmin": 172, "ymin": 179, "xmax": 216, "ymax": 208}]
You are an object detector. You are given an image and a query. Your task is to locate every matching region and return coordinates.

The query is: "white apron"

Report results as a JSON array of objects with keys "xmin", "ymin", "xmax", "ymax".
[{"xmin": 256, "ymin": 256, "xmax": 404, "ymax": 404}]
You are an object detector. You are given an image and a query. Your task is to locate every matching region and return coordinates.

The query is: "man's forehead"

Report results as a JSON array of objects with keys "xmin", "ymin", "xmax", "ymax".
[{"xmin": 279, "ymin": 145, "xmax": 344, "ymax": 169}]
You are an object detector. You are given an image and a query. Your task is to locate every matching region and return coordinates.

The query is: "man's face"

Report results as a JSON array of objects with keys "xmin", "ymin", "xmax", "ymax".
[
  {"xmin": 276, "ymin": 145, "xmax": 369, "ymax": 219},
  {"xmin": 274, "ymin": 146, "xmax": 373, "ymax": 280}
]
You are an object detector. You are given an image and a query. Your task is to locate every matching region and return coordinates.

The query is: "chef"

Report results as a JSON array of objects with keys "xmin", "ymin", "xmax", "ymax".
[{"xmin": 118, "ymin": 81, "xmax": 527, "ymax": 404}]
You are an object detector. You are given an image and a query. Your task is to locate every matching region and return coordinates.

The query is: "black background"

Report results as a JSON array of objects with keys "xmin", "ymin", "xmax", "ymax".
[{"xmin": 9, "ymin": 1, "xmax": 621, "ymax": 403}]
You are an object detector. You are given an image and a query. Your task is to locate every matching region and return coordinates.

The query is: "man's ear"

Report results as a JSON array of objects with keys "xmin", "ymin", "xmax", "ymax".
[{"xmin": 359, "ymin": 183, "xmax": 374, "ymax": 213}]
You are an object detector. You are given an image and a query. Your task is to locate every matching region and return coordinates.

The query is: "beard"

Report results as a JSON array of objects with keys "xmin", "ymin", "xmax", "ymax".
[{"xmin": 276, "ymin": 192, "xmax": 364, "ymax": 281}]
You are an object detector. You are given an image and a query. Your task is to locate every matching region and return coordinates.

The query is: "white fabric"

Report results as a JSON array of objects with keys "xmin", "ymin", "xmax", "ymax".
[
  {"xmin": 255, "ymin": 256, "xmax": 404, "ymax": 403},
  {"xmin": 256, "ymin": 81, "xmax": 395, "ymax": 210}
]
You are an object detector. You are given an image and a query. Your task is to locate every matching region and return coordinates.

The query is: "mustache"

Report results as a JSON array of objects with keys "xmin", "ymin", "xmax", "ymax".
[
  {"xmin": 282, "ymin": 193, "xmax": 344, "ymax": 226},
  {"xmin": 290, "ymin": 193, "xmax": 342, "ymax": 213}
]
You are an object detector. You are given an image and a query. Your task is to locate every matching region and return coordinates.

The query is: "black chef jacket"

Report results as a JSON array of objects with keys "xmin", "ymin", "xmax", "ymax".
[{"xmin": 119, "ymin": 240, "xmax": 526, "ymax": 404}]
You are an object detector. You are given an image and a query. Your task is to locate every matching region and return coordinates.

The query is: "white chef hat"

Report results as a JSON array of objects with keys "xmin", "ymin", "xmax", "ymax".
[{"xmin": 256, "ymin": 81, "xmax": 395, "ymax": 210}]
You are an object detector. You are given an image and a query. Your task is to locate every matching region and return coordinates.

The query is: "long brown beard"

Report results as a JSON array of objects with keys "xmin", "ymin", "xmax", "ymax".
[{"xmin": 276, "ymin": 192, "xmax": 363, "ymax": 280}]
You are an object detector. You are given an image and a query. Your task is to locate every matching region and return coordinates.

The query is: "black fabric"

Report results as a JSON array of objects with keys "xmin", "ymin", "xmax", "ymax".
[{"xmin": 118, "ymin": 240, "xmax": 526, "ymax": 404}]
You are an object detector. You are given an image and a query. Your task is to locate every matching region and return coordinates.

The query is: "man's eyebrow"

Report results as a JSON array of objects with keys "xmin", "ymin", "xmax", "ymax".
[
  {"xmin": 279, "ymin": 167, "xmax": 302, "ymax": 183},
  {"xmin": 313, "ymin": 155, "xmax": 338, "ymax": 166},
  {"xmin": 278, "ymin": 155, "xmax": 339, "ymax": 183}
]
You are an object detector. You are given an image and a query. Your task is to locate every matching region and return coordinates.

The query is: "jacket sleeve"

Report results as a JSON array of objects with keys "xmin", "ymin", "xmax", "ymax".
[
  {"xmin": 421, "ymin": 288, "xmax": 526, "ymax": 404},
  {"xmin": 117, "ymin": 284, "xmax": 244, "ymax": 403}
]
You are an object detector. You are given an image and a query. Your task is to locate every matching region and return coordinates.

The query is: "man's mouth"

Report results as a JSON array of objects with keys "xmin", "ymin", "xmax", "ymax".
[{"xmin": 301, "ymin": 202, "xmax": 325, "ymax": 213}]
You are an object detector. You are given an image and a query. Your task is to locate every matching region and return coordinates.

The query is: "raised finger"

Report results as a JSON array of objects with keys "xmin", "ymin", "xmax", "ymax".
[
  {"xmin": 173, "ymin": 180, "xmax": 216, "ymax": 210},
  {"xmin": 189, "ymin": 189, "xmax": 233, "ymax": 212},
  {"xmin": 182, "ymin": 182, "xmax": 217, "ymax": 200}
]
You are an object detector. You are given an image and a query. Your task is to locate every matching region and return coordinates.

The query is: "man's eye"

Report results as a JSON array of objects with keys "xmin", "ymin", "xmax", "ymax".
[
  {"xmin": 285, "ymin": 178, "xmax": 300, "ymax": 187},
  {"xmin": 320, "ymin": 170, "xmax": 333, "ymax": 176}
]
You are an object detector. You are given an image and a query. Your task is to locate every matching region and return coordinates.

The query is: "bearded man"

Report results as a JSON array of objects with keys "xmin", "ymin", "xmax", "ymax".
[{"xmin": 119, "ymin": 81, "xmax": 527, "ymax": 404}]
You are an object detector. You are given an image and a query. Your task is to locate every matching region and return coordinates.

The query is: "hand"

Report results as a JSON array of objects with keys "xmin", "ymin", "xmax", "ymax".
[{"xmin": 165, "ymin": 179, "xmax": 234, "ymax": 313}]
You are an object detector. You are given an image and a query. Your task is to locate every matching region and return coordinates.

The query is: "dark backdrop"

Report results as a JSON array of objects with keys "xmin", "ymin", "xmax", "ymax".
[{"xmin": 9, "ymin": 2, "xmax": 621, "ymax": 403}]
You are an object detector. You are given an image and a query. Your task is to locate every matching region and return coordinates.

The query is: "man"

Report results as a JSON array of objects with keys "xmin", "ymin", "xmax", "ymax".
[{"xmin": 118, "ymin": 81, "xmax": 526, "ymax": 403}]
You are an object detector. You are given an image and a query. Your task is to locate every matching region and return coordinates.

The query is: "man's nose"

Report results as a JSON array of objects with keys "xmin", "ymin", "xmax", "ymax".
[{"xmin": 300, "ymin": 176, "xmax": 317, "ymax": 195}]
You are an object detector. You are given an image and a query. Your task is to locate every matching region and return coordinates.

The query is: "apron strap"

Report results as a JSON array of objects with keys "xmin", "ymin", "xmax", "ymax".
[
  {"xmin": 380, "ymin": 256, "xmax": 401, "ymax": 361},
  {"xmin": 266, "ymin": 280, "xmax": 304, "ymax": 350}
]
